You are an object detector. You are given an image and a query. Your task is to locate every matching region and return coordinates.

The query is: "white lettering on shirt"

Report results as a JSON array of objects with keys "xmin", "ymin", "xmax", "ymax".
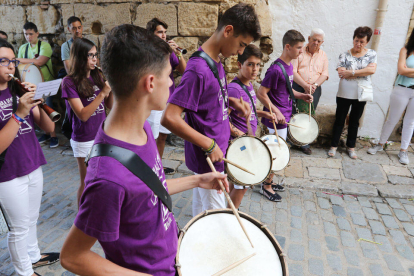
[
  {"xmin": 218, "ymin": 77, "xmax": 228, "ymax": 121},
  {"xmin": 0, "ymin": 95, "xmax": 32, "ymax": 137},
  {"xmin": 87, "ymin": 86, "xmax": 105, "ymax": 116}
]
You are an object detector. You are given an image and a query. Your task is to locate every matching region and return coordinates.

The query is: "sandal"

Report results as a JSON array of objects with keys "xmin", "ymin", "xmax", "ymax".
[
  {"xmin": 32, "ymin": 252, "xmax": 60, "ymax": 268},
  {"xmin": 328, "ymin": 147, "xmax": 337, "ymax": 157},
  {"xmin": 260, "ymin": 185, "xmax": 282, "ymax": 202},
  {"xmin": 263, "ymin": 180, "xmax": 285, "ymax": 192},
  {"xmin": 347, "ymin": 148, "xmax": 357, "ymax": 159}
]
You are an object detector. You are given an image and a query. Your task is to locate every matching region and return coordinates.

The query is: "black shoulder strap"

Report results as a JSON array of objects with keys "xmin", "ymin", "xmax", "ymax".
[
  {"xmin": 190, "ymin": 51, "xmax": 228, "ymax": 108},
  {"xmin": 85, "ymin": 144, "xmax": 172, "ymax": 212},
  {"xmin": 274, "ymin": 61, "xmax": 297, "ymax": 109},
  {"xmin": 37, "ymin": 40, "xmax": 41, "ymax": 55},
  {"xmin": 24, "ymin": 43, "xmax": 29, "ymax": 59}
]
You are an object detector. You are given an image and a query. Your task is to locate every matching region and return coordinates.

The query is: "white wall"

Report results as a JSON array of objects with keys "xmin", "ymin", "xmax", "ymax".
[{"xmin": 265, "ymin": 0, "xmax": 414, "ymax": 138}]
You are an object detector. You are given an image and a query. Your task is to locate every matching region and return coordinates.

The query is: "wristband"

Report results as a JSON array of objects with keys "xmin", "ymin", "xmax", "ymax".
[
  {"xmin": 12, "ymin": 113, "xmax": 23, "ymax": 126},
  {"xmin": 203, "ymin": 139, "xmax": 216, "ymax": 154},
  {"xmin": 177, "ymin": 52, "xmax": 182, "ymax": 60}
]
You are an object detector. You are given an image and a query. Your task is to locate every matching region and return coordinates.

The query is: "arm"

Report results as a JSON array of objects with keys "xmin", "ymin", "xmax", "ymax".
[
  {"xmin": 257, "ymin": 85, "xmax": 286, "ymax": 124},
  {"xmin": 256, "ymin": 110, "xmax": 276, "ymax": 121},
  {"xmin": 314, "ymin": 75, "xmax": 328, "ymax": 86},
  {"xmin": 64, "ymin": 60, "xmax": 71, "ymax": 74},
  {"xmin": 293, "ymin": 89, "xmax": 313, "ymax": 103},
  {"xmin": 61, "ymin": 226, "xmax": 148, "ymax": 276},
  {"xmin": 105, "ymin": 92, "xmax": 114, "ymax": 110},
  {"xmin": 340, "ymin": 64, "xmax": 376, "ymax": 79},
  {"xmin": 398, "ymin": 47, "xmax": 414, "ymax": 78},
  {"xmin": 293, "ymin": 71, "xmax": 310, "ymax": 91},
  {"xmin": 68, "ymin": 95, "xmax": 105, "ymax": 123},
  {"xmin": 32, "ymin": 106, "xmax": 54, "ymax": 133},
  {"xmin": 17, "ymin": 55, "xmax": 50, "ymax": 67},
  {"xmin": 167, "ymin": 172, "xmax": 229, "ymax": 195},
  {"xmin": 176, "ymin": 56, "xmax": 186, "ymax": 74}
]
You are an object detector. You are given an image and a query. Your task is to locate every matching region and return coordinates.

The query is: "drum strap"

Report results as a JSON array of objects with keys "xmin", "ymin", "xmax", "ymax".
[
  {"xmin": 273, "ymin": 61, "xmax": 299, "ymax": 113},
  {"xmin": 0, "ymin": 92, "xmax": 18, "ymax": 172},
  {"xmin": 231, "ymin": 79, "xmax": 263, "ymax": 132},
  {"xmin": 85, "ymin": 143, "xmax": 173, "ymax": 212},
  {"xmin": 25, "ymin": 40, "xmax": 55, "ymax": 78}
]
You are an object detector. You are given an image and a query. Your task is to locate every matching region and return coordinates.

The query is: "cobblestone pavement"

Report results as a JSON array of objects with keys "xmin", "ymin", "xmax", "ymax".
[{"xmin": 1, "ymin": 137, "xmax": 414, "ymax": 275}]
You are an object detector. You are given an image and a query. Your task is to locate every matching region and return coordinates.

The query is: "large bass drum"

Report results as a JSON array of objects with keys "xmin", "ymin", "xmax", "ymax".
[
  {"xmin": 18, "ymin": 63, "xmax": 44, "ymax": 86},
  {"xmin": 226, "ymin": 135, "xmax": 272, "ymax": 187},
  {"xmin": 287, "ymin": 113, "xmax": 319, "ymax": 146},
  {"xmin": 176, "ymin": 209, "xmax": 288, "ymax": 276},
  {"xmin": 260, "ymin": 135, "xmax": 290, "ymax": 172}
]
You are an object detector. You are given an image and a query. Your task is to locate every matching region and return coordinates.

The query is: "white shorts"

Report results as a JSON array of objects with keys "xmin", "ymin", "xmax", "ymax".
[
  {"xmin": 147, "ymin": 110, "xmax": 171, "ymax": 139},
  {"xmin": 192, "ymin": 171, "xmax": 226, "ymax": 216},
  {"xmin": 268, "ymin": 127, "xmax": 287, "ymax": 140},
  {"xmin": 232, "ymin": 182, "xmax": 247, "ymax": 190},
  {"xmin": 70, "ymin": 139, "xmax": 94, "ymax": 158}
]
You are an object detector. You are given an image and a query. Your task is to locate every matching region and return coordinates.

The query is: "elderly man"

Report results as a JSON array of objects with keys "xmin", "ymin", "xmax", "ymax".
[{"xmin": 292, "ymin": 28, "xmax": 329, "ymax": 155}]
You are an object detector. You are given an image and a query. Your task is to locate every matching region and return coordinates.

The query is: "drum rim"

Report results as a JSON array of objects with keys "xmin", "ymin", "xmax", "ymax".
[
  {"xmin": 260, "ymin": 134, "xmax": 291, "ymax": 173},
  {"xmin": 176, "ymin": 208, "xmax": 289, "ymax": 276},
  {"xmin": 287, "ymin": 113, "xmax": 320, "ymax": 146},
  {"xmin": 18, "ymin": 63, "xmax": 45, "ymax": 83},
  {"xmin": 225, "ymin": 135, "xmax": 273, "ymax": 187}
]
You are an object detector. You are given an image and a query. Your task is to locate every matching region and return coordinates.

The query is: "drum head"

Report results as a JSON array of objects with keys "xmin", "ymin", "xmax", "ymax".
[
  {"xmin": 226, "ymin": 136, "xmax": 272, "ymax": 186},
  {"xmin": 177, "ymin": 211, "xmax": 284, "ymax": 276},
  {"xmin": 289, "ymin": 113, "xmax": 319, "ymax": 145},
  {"xmin": 261, "ymin": 135, "xmax": 290, "ymax": 172},
  {"xmin": 18, "ymin": 64, "xmax": 44, "ymax": 86}
]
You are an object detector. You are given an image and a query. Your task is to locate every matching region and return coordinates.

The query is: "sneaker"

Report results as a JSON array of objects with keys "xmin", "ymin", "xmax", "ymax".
[
  {"xmin": 32, "ymin": 252, "xmax": 60, "ymax": 268},
  {"xmin": 398, "ymin": 150, "xmax": 409, "ymax": 165},
  {"xmin": 163, "ymin": 167, "xmax": 175, "ymax": 175},
  {"xmin": 49, "ymin": 137, "xmax": 59, "ymax": 148},
  {"xmin": 368, "ymin": 144, "xmax": 383, "ymax": 155},
  {"xmin": 261, "ymin": 180, "xmax": 285, "ymax": 192},
  {"xmin": 38, "ymin": 134, "xmax": 51, "ymax": 144}
]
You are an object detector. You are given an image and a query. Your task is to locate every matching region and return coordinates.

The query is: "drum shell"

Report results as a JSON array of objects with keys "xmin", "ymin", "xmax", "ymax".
[
  {"xmin": 225, "ymin": 135, "xmax": 272, "ymax": 187},
  {"xmin": 287, "ymin": 113, "xmax": 320, "ymax": 146},
  {"xmin": 260, "ymin": 135, "xmax": 291, "ymax": 172},
  {"xmin": 176, "ymin": 209, "xmax": 289, "ymax": 276},
  {"xmin": 18, "ymin": 63, "xmax": 44, "ymax": 85}
]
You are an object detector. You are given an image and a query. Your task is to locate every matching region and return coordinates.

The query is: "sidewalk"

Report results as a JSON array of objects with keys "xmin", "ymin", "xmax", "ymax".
[{"xmin": 1, "ymin": 137, "xmax": 414, "ymax": 275}]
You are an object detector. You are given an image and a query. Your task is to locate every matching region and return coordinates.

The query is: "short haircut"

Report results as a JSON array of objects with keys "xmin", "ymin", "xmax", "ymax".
[
  {"xmin": 353, "ymin": 26, "xmax": 373, "ymax": 42},
  {"xmin": 0, "ymin": 31, "xmax": 7, "ymax": 39},
  {"xmin": 310, "ymin": 28, "xmax": 325, "ymax": 39},
  {"xmin": 146, "ymin": 18, "xmax": 168, "ymax": 34},
  {"xmin": 23, "ymin": 22, "xmax": 38, "ymax": 33},
  {"xmin": 101, "ymin": 24, "xmax": 172, "ymax": 99},
  {"xmin": 282, "ymin": 30, "xmax": 305, "ymax": 48},
  {"xmin": 217, "ymin": 3, "xmax": 261, "ymax": 41},
  {"xmin": 67, "ymin": 16, "xmax": 82, "ymax": 27},
  {"xmin": 238, "ymin": 44, "xmax": 263, "ymax": 64}
]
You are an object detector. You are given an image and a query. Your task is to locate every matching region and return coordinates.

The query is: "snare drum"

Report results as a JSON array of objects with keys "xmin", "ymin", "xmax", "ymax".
[
  {"xmin": 261, "ymin": 135, "xmax": 290, "ymax": 172},
  {"xmin": 226, "ymin": 135, "xmax": 272, "ymax": 187},
  {"xmin": 18, "ymin": 63, "xmax": 44, "ymax": 86},
  {"xmin": 176, "ymin": 209, "xmax": 288, "ymax": 276},
  {"xmin": 288, "ymin": 113, "xmax": 319, "ymax": 146}
]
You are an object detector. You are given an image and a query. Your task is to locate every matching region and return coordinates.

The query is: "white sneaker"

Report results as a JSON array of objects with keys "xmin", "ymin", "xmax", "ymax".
[
  {"xmin": 368, "ymin": 144, "xmax": 384, "ymax": 155},
  {"xmin": 398, "ymin": 151, "xmax": 409, "ymax": 165}
]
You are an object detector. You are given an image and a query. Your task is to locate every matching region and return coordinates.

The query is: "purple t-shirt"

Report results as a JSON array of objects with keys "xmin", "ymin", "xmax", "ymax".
[
  {"xmin": 61, "ymin": 76, "xmax": 106, "ymax": 142},
  {"xmin": 261, "ymin": 58, "xmax": 293, "ymax": 130},
  {"xmin": 168, "ymin": 47, "xmax": 230, "ymax": 174},
  {"xmin": 74, "ymin": 121, "xmax": 178, "ymax": 275},
  {"xmin": 169, "ymin": 52, "xmax": 180, "ymax": 96},
  {"xmin": 228, "ymin": 77, "xmax": 257, "ymax": 138},
  {"xmin": 0, "ymin": 88, "xmax": 46, "ymax": 182}
]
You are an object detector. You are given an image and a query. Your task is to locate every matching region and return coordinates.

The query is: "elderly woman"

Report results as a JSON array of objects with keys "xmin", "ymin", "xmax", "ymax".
[
  {"xmin": 367, "ymin": 29, "xmax": 414, "ymax": 165},
  {"xmin": 328, "ymin": 26, "xmax": 377, "ymax": 159}
]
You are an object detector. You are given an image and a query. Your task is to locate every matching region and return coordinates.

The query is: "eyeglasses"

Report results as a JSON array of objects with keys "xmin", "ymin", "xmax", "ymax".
[
  {"xmin": 87, "ymin": 53, "xmax": 99, "ymax": 59},
  {"xmin": 0, "ymin": 58, "xmax": 20, "ymax": 67}
]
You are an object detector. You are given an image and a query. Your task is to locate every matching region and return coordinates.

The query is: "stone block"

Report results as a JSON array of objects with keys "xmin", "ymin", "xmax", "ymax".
[
  {"xmin": 306, "ymin": 212, "xmax": 319, "ymax": 225},
  {"xmin": 307, "ymin": 225, "xmax": 320, "ymax": 240},
  {"xmin": 224, "ymin": 55, "xmax": 238, "ymax": 73},
  {"xmin": 382, "ymin": 165, "xmax": 412, "ymax": 177},
  {"xmin": 381, "ymin": 215, "xmax": 399, "ymax": 229},
  {"xmin": 254, "ymin": 0, "xmax": 271, "ymax": 37},
  {"xmin": 377, "ymin": 184, "xmax": 414, "ymax": 199},
  {"xmin": 315, "ymin": 104, "xmax": 336, "ymax": 137},
  {"xmin": 389, "ymin": 230, "xmax": 408, "ymax": 245},
  {"xmin": 330, "ymin": 195, "xmax": 344, "ymax": 206},
  {"xmin": 402, "ymin": 222, "xmax": 414, "ymax": 236},
  {"xmin": 356, "ymin": 227, "xmax": 373, "ymax": 240},
  {"xmin": 374, "ymin": 235, "xmax": 393, "ymax": 253},
  {"xmin": 61, "ymin": 4, "xmax": 74, "ymax": 31},
  {"xmin": 396, "ymin": 244, "xmax": 414, "ymax": 260},
  {"xmin": 323, "ymin": 221, "xmax": 337, "ymax": 236},
  {"xmin": 344, "ymin": 249, "xmax": 359, "ymax": 266},
  {"xmin": 332, "ymin": 205, "xmax": 346, "ymax": 217},
  {"xmin": 385, "ymin": 198, "xmax": 404, "ymax": 209},
  {"xmin": 284, "ymin": 158, "xmax": 303, "ymax": 178},
  {"xmin": 178, "ymin": 3, "xmax": 218, "ymax": 36},
  {"xmin": 288, "ymin": 244, "xmax": 304, "ymax": 261},
  {"xmin": 134, "ymin": 4, "xmax": 177, "ymax": 36},
  {"xmin": 290, "ymin": 229, "xmax": 302, "ymax": 242},
  {"xmin": 339, "ymin": 181, "xmax": 378, "ymax": 197},
  {"xmin": 308, "ymin": 167, "xmax": 340, "ymax": 180},
  {"xmin": 342, "ymin": 160, "xmax": 386, "ymax": 183},
  {"xmin": 340, "ymin": 231, "xmax": 356, "ymax": 247},
  {"xmin": 288, "ymin": 264, "xmax": 303, "ymax": 276},
  {"xmin": 309, "ymin": 240, "xmax": 321, "ymax": 257},
  {"xmin": 388, "ymin": 175, "xmax": 414, "ymax": 185},
  {"xmin": 368, "ymin": 220, "xmax": 386, "ymax": 235},
  {"xmin": 308, "ymin": 258, "xmax": 324, "ymax": 276},
  {"xmin": 0, "ymin": 0, "xmax": 31, "ymax": 5},
  {"xmin": 350, "ymin": 213, "xmax": 367, "ymax": 226},
  {"xmin": 72, "ymin": 3, "xmax": 131, "ymax": 34},
  {"xmin": 83, "ymin": 34, "xmax": 99, "ymax": 49},
  {"xmin": 327, "ymin": 254, "xmax": 342, "ymax": 271},
  {"xmin": 337, "ymin": 217, "xmax": 351, "ymax": 230},
  {"xmin": 360, "ymin": 241, "xmax": 379, "ymax": 259},
  {"xmin": 171, "ymin": 37, "xmax": 199, "ymax": 60},
  {"xmin": 325, "ymin": 236, "xmax": 339, "ymax": 251},
  {"xmin": 384, "ymin": 254, "xmax": 405, "ymax": 272},
  {"xmin": 347, "ymin": 268, "xmax": 364, "ymax": 276},
  {"xmin": 290, "ymin": 217, "xmax": 302, "ymax": 229},
  {"xmin": 327, "ymin": 158, "xmax": 342, "ymax": 169},
  {"xmin": 0, "ymin": 6, "xmax": 26, "ymax": 33}
]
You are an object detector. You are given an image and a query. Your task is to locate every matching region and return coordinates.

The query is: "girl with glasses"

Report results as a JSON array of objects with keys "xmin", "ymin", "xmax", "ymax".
[{"xmin": 61, "ymin": 38, "xmax": 113, "ymax": 207}]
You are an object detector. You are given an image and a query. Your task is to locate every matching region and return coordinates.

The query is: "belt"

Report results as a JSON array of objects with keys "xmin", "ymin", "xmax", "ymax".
[{"xmin": 398, "ymin": 84, "xmax": 414, "ymax": 89}]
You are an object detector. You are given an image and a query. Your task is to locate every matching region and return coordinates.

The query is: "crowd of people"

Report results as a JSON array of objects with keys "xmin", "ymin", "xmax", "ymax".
[{"xmin": 0, "ymin": 2, "xmax": 414, "ymax": 275}]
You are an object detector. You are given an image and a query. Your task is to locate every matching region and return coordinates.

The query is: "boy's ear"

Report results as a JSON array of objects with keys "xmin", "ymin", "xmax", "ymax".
[
  {"xmin": 237, "ymin": 61, "xmax": 242, "ymax": 69},
  {"xmin": 223, "ymin": 25, "xmax": 234, "ymax": 38},
  {"xmin": 143, "ymin": 74, "xmax": 155, "ymax": 94}
]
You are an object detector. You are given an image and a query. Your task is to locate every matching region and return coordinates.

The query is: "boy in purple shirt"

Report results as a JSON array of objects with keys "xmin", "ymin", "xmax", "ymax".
[
  {"xmin": 162, "ymin": 3, "xmax": 261, "ymax": 216},
  {"xmin": 145, "ymin": 18, "xmax": 186, "ymax": 175},
  {"xmin": 227, "ymin": 44, "xmax": 278, "ymax": 208},
  {"xmin": 60, "ymin": 24, "xmax": 229, "ymax": 276},
  {"xmin": 257, "ymin": 30, "xmax": 313, "ymax": 202}
]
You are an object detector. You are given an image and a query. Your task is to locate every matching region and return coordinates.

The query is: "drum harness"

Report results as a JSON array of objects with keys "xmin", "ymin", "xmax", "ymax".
[
  {"xmin": 273, "ymin": 61, "xmax": 299, "ymax": 114},
  {"xmin": 24, "ymin": 40, "xmax": 55, "ymax": 79}
]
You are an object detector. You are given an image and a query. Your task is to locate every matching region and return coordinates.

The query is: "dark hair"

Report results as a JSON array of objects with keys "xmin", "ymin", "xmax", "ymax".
[
  {"xmin": 0, "ymin": 31, "xmax": 7, "ymax": 39},
  {"xmin": 146, "ymin": 18, "xmax": 168, "ymax": 34},
  {"xmin": 405, "ymin": 28, "xmax": 414, "ymax": 57},
  {"xmin": 217, "ymin": 3, "xmax": 261, "ymax": 41},
  {"xmin": 67, "ymin": 16, "xmax": 82, "ymax": 27},
  {"xmin": 238, "ymin": 44, "xmax": 263, "ymax": 64},
  {"xmin": 68, "ymin": 38, "xmax": 104, "ymax": 98},
  {"xmin": 282, "ymin": 30, "xmax": 305, "ymax": 48},
  {"xmin": 353, "ymin": 26, "xmax": 373, "ymax": 42},
  {"xmin": 23, "ymin": 22, "xmax": 38, "ymax": 33},
  {"xmin": 0, "ymin": 39, "xmax": 24, "ymax": 97},
  {"xmin": 101, "ymin": 24, "xmax": 172, "ymax": 99}
]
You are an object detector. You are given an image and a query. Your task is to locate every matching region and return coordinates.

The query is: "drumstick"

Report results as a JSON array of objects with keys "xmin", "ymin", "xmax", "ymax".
[
  {"xmin": 309, "ymin": 101, "xmax": 311, "ymax": 122},
  {"xmin": 287, "ymin": 123, "xmax": 305, "ymax": 129},
  {"xmin": 206, "ymin": 157, "xmax": 254, "ymax": 248},
  {"xmin": 212, "ymin": 253, "xmax": 256, "ymax": 276},
  {"xmin": 268, "ymin": 103, "xmax": 281, "ymax": 148},
  {"xmin": 222, "ymin": 158, "xmax": 255, "ymax": 176}
]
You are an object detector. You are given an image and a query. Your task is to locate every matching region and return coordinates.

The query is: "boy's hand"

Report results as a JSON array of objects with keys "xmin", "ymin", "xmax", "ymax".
[
  {"xmin": 300, "ymin": 93, "xmax": 313, "ymax": 103},
  {"xmin": 208, "ymin": 144, "xmax": 224, "ymax": 163},
  {"xmin": 263, "ymin": 111, "xmax": 276, "ymax": 121},
  {"xmin": 198, "ymin": 172, "xmax": 229, "ymax": 193},
  {"xmin": 275, "ymin": 110, "xmax": 286, "ymax": 125}
]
